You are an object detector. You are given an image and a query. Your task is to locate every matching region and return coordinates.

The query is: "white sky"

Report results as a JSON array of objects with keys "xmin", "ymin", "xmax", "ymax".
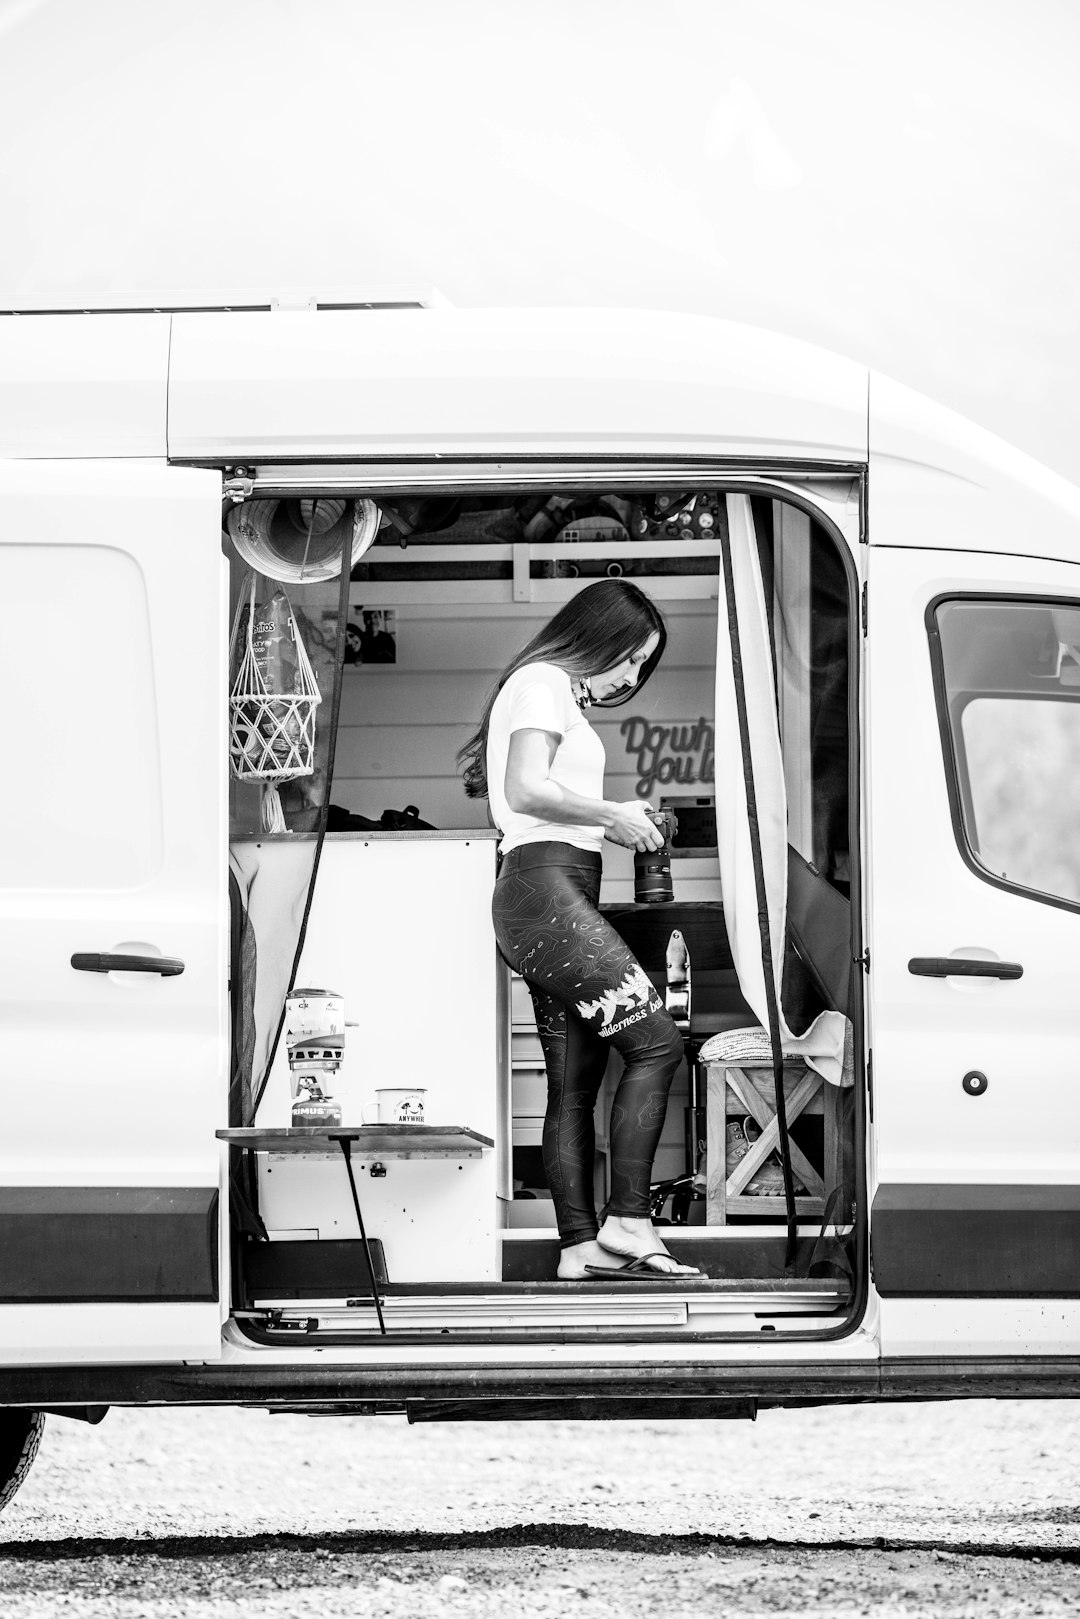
[{"xmin": 1, "ymin": 0, "xmax": 1078, "ymax": 479}]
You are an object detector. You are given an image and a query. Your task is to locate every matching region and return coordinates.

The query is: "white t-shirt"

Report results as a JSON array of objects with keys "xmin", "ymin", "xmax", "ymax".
[{"xmin": 487, "ymin": 662, "xmax": 606, "ymax": 854}]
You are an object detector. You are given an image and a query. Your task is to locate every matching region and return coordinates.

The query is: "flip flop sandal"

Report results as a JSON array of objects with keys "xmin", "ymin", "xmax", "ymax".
[{"xmin": 584, "ymin": 1253, "xmax": 704, "ymax": 1281}]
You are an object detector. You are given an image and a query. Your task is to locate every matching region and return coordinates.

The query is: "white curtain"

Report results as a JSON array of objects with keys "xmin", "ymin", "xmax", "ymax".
[{"xmin": 714, "ymin": 495, "xmax": 848, "ymax": 1087}]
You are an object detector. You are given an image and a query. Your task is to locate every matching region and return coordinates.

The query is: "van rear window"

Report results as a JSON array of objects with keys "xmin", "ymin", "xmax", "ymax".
[{"xmin": 930, "ymin": 597, "xmax": 1080, "ymax": 907}]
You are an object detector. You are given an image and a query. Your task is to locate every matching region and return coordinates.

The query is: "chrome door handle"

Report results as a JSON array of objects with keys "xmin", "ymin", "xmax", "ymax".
[
  {"xmin": 71, "ymin": 953, "xmax": 185, "ymax": 977},
  {"xmin": 908, "ymin": 957, "xmax": 1023, "ymax": 980}
]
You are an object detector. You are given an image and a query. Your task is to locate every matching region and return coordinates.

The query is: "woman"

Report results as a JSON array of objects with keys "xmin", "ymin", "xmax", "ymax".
[{"xmin": 459, "ymin": 580, "xmax": 701, "ymax": 1281}]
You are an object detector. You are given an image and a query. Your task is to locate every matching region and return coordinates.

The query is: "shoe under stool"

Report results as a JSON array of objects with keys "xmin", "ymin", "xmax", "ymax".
[{"xmin": 700, "ymin": 1026, "xmax": 828, "ymax": 1225}]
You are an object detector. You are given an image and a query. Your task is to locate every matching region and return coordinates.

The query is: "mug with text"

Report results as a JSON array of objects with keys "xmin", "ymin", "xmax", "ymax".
[{"xmin": 362, "ymin": 1088, "xmax": 428, "ymax": 1125}]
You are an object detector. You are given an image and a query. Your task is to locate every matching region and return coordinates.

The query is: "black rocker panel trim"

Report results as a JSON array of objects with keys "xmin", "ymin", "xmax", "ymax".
[
  {"xmin": 5, "ymin": 1352, "xmax": 1080, "ymax": 1411},
  {"xmin": 0, "ymin": 1188, "xmax": 219, "ymax": 1303},
  {"xmin": 872, "ymin": 1184, "xmax": 1080, "ymax": 1297}
]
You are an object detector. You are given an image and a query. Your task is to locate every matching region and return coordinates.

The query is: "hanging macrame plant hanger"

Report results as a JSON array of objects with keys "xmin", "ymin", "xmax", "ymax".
[{"xmin": 228, "ymin": 571, "xmax": 322, "ymax": 832}]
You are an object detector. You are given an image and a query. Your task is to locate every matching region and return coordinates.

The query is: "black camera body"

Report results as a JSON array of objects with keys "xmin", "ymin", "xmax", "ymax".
[{"xmin": 633, "ymin": 808, "xmax": 676, "ymax": 904}]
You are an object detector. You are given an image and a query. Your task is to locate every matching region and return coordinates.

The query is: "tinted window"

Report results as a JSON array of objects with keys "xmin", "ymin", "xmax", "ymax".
[{"xmin": 933, "ymin": 599, "xmax": 1080, "ymax": 906}]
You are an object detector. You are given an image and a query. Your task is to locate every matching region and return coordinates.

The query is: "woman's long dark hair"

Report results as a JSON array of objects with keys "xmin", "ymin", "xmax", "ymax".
[{"xmin": 457, "ymin": 579, "xmax": 667, "ymax": 799}]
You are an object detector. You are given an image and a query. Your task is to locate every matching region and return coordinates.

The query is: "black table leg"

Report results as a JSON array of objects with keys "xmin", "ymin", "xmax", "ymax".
[{"xmin": 330, "ymin": 1132, "xmax": 387, "ymax": 1335}]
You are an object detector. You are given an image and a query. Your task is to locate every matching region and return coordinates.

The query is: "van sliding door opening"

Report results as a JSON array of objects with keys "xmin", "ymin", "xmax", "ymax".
[{"xmin": 221, "ymin": 475, "xmax": 861, "ymax": 1340}]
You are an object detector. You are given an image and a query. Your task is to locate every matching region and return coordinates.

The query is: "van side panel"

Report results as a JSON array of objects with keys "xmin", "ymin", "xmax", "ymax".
[
  {"xmin": 0, "ymin": 315, "xmax": 170, "ymax": 457},
  {"xmin": 877, "ymin": 1298, "xmax": 1080, "ymax": 1358},
  {"xmin": 869, "ymin": 371, "xmax": 1080, "ymax": 565},
  {"xmin": 866, "ymin": 535, "xmax": 1080, "ymax": 1355},
  {"xmin": 0, "ymin": 460, "xmax": 227, "ymax": 1363}
]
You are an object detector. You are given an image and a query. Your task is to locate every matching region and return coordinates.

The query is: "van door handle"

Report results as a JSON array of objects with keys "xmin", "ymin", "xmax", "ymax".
[
  {"xmin": 71, "ymin": 953, "xmax": 185, "ymax": 977},
  {"xmin": 908, "ymin": 957, "xmax": 1023, "ymax": 980}
]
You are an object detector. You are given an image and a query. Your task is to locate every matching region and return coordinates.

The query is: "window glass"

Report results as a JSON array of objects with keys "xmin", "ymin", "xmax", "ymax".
[
  {"xmin": 934, "ymin": 599, "xmax": 1080, "ymax": 906},
  {"xmin": 961, "ymin": 699, "xmax": 1080, "ymax": 902}
]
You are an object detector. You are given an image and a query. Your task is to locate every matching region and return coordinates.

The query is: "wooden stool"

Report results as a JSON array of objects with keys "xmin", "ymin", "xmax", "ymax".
[{"xmin": 703, "ymin": 1030, "xmax": 831, "ymax": 1224}]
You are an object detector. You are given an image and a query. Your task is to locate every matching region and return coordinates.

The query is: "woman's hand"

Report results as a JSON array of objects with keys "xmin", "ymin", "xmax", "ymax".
[{"xmin": 603, "ymin": 800, "xmax": 665, "ymax": 852}]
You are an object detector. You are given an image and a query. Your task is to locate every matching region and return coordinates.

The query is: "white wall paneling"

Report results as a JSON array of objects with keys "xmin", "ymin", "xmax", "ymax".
[{"xmin": 337, "ymin": 597, "xmax": 721, "ymax": 910}]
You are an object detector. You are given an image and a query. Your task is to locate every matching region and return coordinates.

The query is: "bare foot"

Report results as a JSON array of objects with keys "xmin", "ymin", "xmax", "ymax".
[
  {"xmin": 596, "ymin": 1214, "xmax": 702, "ymax": 1276},
  {"xmin": 556, "ymin": 1239, "xmax": 631, "ymax": 1280}
]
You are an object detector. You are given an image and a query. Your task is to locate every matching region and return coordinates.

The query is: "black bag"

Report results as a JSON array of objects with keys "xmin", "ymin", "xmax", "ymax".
[
  {"xmin": 327, "ymin": 803, "xmax": 436, "ymax": 832},
  {"xmin": 377, "ymin": 804, "xmax": 436, "ymax": 831}
]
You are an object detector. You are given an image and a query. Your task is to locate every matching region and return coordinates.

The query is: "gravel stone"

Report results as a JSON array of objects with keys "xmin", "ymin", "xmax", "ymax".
[{"xmin": 0, "ymin": 1399, "xmax": 1077, "ymax": 1615}]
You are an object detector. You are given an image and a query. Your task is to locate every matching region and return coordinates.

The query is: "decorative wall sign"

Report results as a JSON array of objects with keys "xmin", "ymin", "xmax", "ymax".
[{"xmin": 620, "ymin": 715, "xmax": 715, "ymax": 799}]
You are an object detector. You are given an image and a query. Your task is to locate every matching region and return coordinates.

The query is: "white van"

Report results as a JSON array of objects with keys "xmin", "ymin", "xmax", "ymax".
[{"xmin": 1, "ymin": 301, "xmax": 1077, "ymax": 1507}]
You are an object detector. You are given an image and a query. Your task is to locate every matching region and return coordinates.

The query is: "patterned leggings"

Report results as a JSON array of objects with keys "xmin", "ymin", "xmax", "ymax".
[{"xmin": 492, "ymin": 842, "xmax": 685, "ymax": 1247}]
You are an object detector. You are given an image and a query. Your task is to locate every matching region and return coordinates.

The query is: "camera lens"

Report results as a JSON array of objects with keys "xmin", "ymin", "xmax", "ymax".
[
  {"xmin": 633, "ymin": 809, "xmax": 674, "ymax": 904},
  {"xmin": 634, "ymin": 849, "xmax": 673, "ymax": 903}
]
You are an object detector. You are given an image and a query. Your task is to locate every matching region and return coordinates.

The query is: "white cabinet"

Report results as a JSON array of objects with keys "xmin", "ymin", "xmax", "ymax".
[
  {"xmin": 236, "ymin": 832, "xmax": 502, "ymax": 1283},
  {"xmin": 510, "ymin": 977, "xmax": 547, "ymax": 1148}
]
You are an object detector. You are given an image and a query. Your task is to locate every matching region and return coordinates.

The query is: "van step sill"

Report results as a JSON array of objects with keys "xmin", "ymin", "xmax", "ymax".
[
  {"xmin": 259, "ymin": 1276, "xmax": 844, "ymax": 1297},
  {"xmin": 252, "ymin": 1281, "xmax": 848, "ymax": 1336}
]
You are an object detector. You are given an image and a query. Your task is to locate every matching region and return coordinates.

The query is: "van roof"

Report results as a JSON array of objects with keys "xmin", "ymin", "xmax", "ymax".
[
  {"xmin": 3, "ymin": 305, "xmax": 1079, "ymax": 562},
  {"xmin": 166, "ymin": 306, "xmax": 870, "ymax": 467}
]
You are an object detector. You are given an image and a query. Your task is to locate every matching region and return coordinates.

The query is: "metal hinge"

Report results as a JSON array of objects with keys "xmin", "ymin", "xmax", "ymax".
[
  {"xmin": 222, "ymin": 470, "xmax": 255, "ymax": 505},
  {"xmin": 861, "ymin": 581, "xmax": 868, "ymax": 636},
  {"xmin": 854, "ymin": 948, "xmax": 870, "ymax": 972}
]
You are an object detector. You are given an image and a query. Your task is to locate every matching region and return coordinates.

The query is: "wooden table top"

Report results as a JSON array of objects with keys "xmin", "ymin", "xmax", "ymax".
[{"xmin": 217, "ymin": 1125, "xmax": 494, "ymax": 1158}]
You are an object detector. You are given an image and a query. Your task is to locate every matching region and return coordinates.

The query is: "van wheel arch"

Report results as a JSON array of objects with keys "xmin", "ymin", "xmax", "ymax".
[{"xmin": 0, "ymin": 1408, "xmax": 45, "ymax": 1515}]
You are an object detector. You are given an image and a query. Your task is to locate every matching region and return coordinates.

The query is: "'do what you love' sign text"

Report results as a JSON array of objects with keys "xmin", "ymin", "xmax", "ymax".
[{"xmin": 619, "ymin": 716, "xmax": 715, "ymax": 799}]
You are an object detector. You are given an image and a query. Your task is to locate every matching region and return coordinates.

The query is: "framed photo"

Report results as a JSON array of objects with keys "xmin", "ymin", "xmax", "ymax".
[{"xmin": 345, "ymin": 607, "xmax": 397, "ymax": 665}]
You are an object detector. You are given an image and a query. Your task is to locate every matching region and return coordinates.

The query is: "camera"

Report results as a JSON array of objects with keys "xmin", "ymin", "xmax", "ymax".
[{"xmin": 634, "ymin": 808, "xmax": 676, "ymax": 904}]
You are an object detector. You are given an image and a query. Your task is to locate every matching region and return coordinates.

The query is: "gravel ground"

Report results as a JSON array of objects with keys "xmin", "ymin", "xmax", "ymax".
[{"xmin": 1, "ymin": 1399, "xmax": 1078, "ymax": 1615}]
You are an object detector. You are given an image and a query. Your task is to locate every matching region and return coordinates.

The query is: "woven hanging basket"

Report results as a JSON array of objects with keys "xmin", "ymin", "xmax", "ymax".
[{"xmin": 229, "ymin": 574, "xmax": 322, "ymax": 789}]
